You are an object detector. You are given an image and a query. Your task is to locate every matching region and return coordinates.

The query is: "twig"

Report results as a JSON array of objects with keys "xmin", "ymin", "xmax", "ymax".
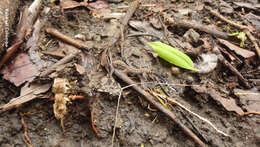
[
  {"xmin": 244, "ymin": 29, "xmax": 260, "ymax": 58},
  {"xmin": 113, "ymin": 60, "xmax": 151, "ymax": 74},
  {"xmin": 212, "ymin": 42, "xmax": 250, "ymax": 88},
  {"xmin": 206, "ymin": 7, "xmax": 246, "ymax": 30},
  {"xmin": 91, "ymin": 111, "xmax": 99, "ymax": 135},
  {"xmin": 162, "ymin": 13, "xmax": 231, "ymax": 40},
  {"xmin": 0, "ymin": 40, "xmax": 23, "ymax": 68},
  {"xmin": 113, "ymin": 69, "xmax": 206, "ymax": 147},
  {"xmin": 121, "ymin": 0, "xmax": 141, "ymax": 30},
  {"xmin": 45, "ymin": 28, "xmax": 93, "ymax": 50},
  {"xmin": 111, "ymin": 88, "xmax": 123, "ymax": 147},
  {"xmin": 240, "ymin": 112, "xmax": 260, "ymax": 117},
  {"xmin": 152, "ymin": 92, "xmax": 229, "ymax": 137},
  {"xmin": 111, "ymin": 82, "xmax": 201, "ymax": 146},
  {"xmin": 206, "ymin": 7, "xmax": 260, "ymax": 58},
  {"xmin": 20, "ymin": 113, "xmax": 33, "ymax": 147},
  {"xmin": 39, "ymin": 51, "xmax": 80, "ymax": 77},
  {"xmin": 127, "ymin": 33, "xmax": 159, "ymax": 38}
]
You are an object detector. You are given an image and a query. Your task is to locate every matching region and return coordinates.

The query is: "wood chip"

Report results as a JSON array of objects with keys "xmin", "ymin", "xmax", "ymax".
[{"xmin": 218, "ymin": 39, "xmax": 255, "ymax": 59}]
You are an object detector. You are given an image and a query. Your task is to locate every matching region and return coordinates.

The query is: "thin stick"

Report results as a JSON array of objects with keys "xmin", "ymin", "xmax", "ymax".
[
  {"xmin": 111, "ymin": 88, "xmax": 123, "ymax": 147},
  {"xmin": 39, "ymin": 51, "xmax": 80, "ymax": 77},
  {"xmin": 244, "ymin": 29, "xmax": 260, "ymax": 58},
  {"xmin": 206, "ymin": 8, "xmax": 246, "ymax": 30},
  {"xmin": 20, "ymin": 113, "xmax": 33, "ymax": 147},
  {"xmin": 213, "ymin": 43, "xmax": 250, "ymax": 88},
  {"xmin": 121, "ymin": 0, "xmax": 141, "ymax": 30},
  {"xmin": 0, "ymin": 40, "xmax": 23, "ymax": 68},
  {"xmin": 152, "ymin": 92, "xmax": 229, "ymax": 137},
  {"xmin": 46, "ymin": 28, "xmax": 93, "ymax": 50},
  {"xmin": 111, "ymin": 82, "xmax": 200, "ymax": 146},
  {"xmin": 240, "ymin": 111, "xmax": 260, "ymax": 117},
  {"xmin": 113, "ymin": 69, "xmax": 206, "ymax": 147},
  {"xmin": 206, "ymin": 7, "xmax": 260, "ymax": 58},
  {"xmin": 91, "ymin": 111, "xmax": 99, "ymax": 135}
]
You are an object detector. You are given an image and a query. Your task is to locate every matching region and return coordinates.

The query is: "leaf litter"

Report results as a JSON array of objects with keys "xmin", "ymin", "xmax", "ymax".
[{"xmin": 0, "ymin": 0, "xmax": 260, "ymax": 146}]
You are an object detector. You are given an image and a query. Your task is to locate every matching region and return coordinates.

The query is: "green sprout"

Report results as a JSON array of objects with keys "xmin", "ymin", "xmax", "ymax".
[
  {"xmin": 148, "ymin": 41, "xmax": 199, "ymax": 72},
  {"xmin": 228, "ymin": 32, "xmax": 247, "ymax": 47}
]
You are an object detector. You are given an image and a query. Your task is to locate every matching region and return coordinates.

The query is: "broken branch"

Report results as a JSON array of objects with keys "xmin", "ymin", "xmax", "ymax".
[
  {"xmin": 113, "ymin": 69, "xmax": 206, "ymax": 147},
  {"xmin": 162, "ymin": 13, "xmax": 231, "ymax": 40}
]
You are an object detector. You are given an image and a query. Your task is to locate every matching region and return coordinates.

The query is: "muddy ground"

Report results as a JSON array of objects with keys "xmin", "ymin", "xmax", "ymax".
[{"xmin": 0, "ymin": 0, "xmax": 260, "ymax": 147}]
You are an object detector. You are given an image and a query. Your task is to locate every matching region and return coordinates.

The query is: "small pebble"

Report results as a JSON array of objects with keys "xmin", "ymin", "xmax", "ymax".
[{"xmin": 171, "ymin": 66, "xmax": 181, "ymax": 75}]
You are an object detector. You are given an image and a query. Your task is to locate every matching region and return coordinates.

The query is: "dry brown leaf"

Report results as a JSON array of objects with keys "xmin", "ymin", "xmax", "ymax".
[
  {"xmin": 1, "ymin": 53, "xmax": 38, "ymax": 86},
  {"xmin": 208, "ymin": 89, "xmax": 244, "ymax": 115},
  {"xmin": 0, "ymin": 82, "xmax": 51, "ymax": 113},
  {"xmin": 218, "ymin": 39, "xmax": 255, "ymax": 59},
  {"xmin": 74, "ymin": 63, "xmax": 86, "ymax": 75},
  {"xmin": 195, "ymin": 2, "xmax": 204, "ymax": 11},
  {"xmin": 192, "ymin": 86, "xmax": 244, "ymax": 115},
  {"xmin": 60, "ymin": 0, "xmax": 88, "ymax": 9},
  {"xmin": 87, "ymin": 0, "xmax": 111, "ymax": 17},
  {"xmin": 201, "ymin": 38, "xmax": 212, "ymax": 51},
  {"xmin": 234, "ymin": 88, "xmax": 260, "ymax": 113}
]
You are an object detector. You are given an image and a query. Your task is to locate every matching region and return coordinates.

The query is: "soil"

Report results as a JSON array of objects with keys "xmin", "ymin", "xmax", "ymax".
[{"xmin": 0, "ymin": 0, "xmax": 260, "ymax": 147}]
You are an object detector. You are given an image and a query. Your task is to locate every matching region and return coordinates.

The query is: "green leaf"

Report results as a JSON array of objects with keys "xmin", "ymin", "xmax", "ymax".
[
  {"xmin": 228, "ymin": 32, "xmax": 247, "ymax": 47},
  {"xmin": 148, "ymin": 41, "xmax": 199, "ymax": 72}
]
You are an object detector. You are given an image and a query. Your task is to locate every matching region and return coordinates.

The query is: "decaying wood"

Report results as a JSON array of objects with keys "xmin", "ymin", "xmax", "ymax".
[{"xmin": 113, "ymin": 69, "xmax": 206, "ymax": 147}]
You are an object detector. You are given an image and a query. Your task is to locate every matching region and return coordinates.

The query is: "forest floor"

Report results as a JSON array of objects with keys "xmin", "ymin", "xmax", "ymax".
[{"xmin": 0, "ymin": 0, "xmax": 260, "ymax": 147}]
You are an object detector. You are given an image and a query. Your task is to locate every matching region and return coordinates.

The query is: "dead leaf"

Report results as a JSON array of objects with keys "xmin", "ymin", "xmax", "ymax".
[
  {"xmin": 192, "ymin": 86, "xmax": 244, "ymax": 115},
  {"xmin": 1, "ymin": 53, "xmax": 38, "ymax": 86},
  {"xmin": 74, "ymin": 63, "xmax": 86, "ymax": 75},
  {"xmin": 218, "ymin": 39, "xmax": 255, "ymax": 59},
  {"xmin": 0, "ymin": 82, "xmax": 51, "ymax": 113},
  {"xmin": 87, "ymin": 0, "xmax": 111, "ymax": 17},
  {"xmin": 195, "ymin": 2, "xmax": 204, "ymax": 11},
  {"xmin": 196, "ymin": 53, "xmax": 218, "ymax": 73},
  {"xmin": 201, "ymin": 38, "xmax": 212, "ymax": 51},
  {"xmin": 60, "ymin": 0, "xmax": 88, "ymax": 9},
  {"xmin": 234, "ymin": 88, "xmax": 260, "ymax": 113}
]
